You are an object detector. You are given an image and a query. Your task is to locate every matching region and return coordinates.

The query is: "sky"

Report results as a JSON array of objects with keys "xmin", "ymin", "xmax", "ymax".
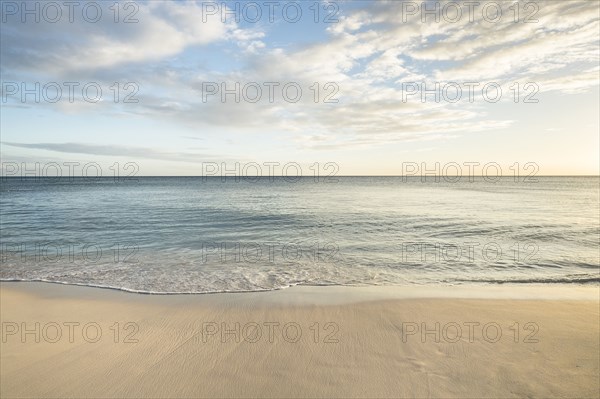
[{"xmin": 1, "ymin": 0, "xmax": 599, "ymax": 176}]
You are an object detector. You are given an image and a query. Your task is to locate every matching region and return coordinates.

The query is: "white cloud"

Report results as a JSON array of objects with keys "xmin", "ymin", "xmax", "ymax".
[
  {"xmin": 2, "ymin": 0, "xmax": 598, "ymax": 150},
  {"xmin": 1, "ymin": 1, "xmax": 256, "ymax": 74}
]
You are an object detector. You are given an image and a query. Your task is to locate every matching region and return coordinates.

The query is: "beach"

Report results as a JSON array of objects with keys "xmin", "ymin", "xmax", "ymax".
[
  {"xmin": 1, "ymin": 282, "xmax": 598, "ymax": 398},
  {"xmin": 2, "ymin": 0, "xmax": 599, "ymax": 397}
]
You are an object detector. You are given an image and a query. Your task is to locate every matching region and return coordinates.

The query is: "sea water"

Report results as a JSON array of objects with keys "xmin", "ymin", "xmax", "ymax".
[{"xmin": 1, "ymin": 176, "xmax": 598, "ymax": 293}]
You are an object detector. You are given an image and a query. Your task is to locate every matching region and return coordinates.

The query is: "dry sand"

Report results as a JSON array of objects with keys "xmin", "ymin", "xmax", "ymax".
[{"xmin": 1, "ymin": 282, "xmax": 598, "ymax": 398}]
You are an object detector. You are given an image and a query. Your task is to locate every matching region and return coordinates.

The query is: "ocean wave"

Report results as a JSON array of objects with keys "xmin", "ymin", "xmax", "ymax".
[
  {"xmin": 451, "ymin": 274, "xmax": 600, "ymax": 284},
  {"xmin": 2, "ymin": 274, "xmax": 598, "ymax": 296}
]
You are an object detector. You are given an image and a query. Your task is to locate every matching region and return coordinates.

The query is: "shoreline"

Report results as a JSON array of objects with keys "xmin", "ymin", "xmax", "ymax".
[
  {"xmin": 1, "ymin": 280, "xmax": 598, "ymax": 303},
  {"xmin": 2, "ymin": 282, "xmax": 599, "ymax": 398}
]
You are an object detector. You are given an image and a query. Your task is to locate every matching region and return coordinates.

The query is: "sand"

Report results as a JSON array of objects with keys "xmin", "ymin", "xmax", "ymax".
[{"xmin": 1, "ymin": 282, "xmax": 599, "ymax": 398}]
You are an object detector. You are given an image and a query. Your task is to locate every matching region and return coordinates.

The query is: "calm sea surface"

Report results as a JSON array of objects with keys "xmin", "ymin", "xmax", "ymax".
[{"xmin": 1, "ymin": 177, "xmax": 598, "ymax": 293}]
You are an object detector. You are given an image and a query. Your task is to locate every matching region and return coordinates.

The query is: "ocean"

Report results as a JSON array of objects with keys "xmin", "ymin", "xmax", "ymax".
[{"xmin": 1, "ymin": 176, "xmax": 598, "ymax": 294}]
